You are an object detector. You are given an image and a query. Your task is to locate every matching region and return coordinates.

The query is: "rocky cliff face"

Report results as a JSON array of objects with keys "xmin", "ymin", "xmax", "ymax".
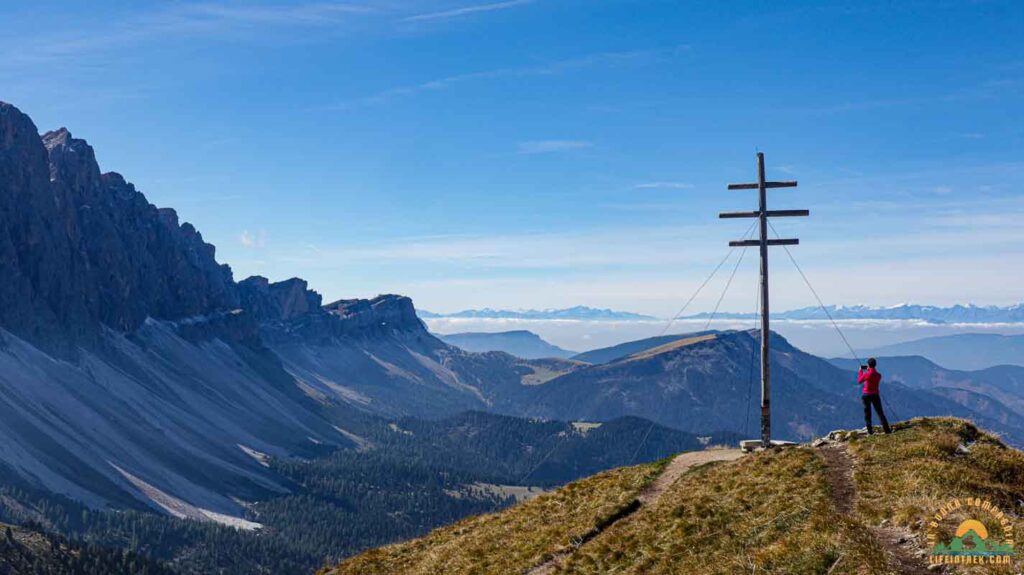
[
  {"xmin": 0, "ymin": 102, "xmax": 236, "ymax": 354},
  {"xmin": 325, "ymin": 294, "xmax": 425, "ymax": 336},
  {"xmin": 239, "ymin": 272, "xmax": 427, "ymax": 343},
  {"xmin": 239, "ymin": 276, "xmax": 322, "ymax": 322},
  {"xmin": 0, "ymin": 103, "xmax": 364, "ymax": 520},
  {"xmin": 0, "ymin": 101, "xmax": 443, "ymax": 357}
]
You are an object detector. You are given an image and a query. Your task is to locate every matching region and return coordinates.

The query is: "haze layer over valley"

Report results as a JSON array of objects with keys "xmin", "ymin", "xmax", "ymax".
[{"xmin": 425, "ymin": 316, "xmax": 1024, "ymax": 360}]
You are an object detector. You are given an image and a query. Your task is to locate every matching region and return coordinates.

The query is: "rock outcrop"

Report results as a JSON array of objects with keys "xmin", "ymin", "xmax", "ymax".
[
  {"xmin": 239, "ymin": 276, "xmax": 322, "ymax": 322},
  {"xmin": 237, "ymin": 272, "xmax": 427, "ymax": 343},
  {"xmin": 325, "ymin": 294, "xmax": 425, "ymax": 336}
]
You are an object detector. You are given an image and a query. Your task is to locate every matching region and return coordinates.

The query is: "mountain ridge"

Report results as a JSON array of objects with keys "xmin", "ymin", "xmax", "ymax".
[
  {"xmin": 420, "ymin": 306, "xmax": 656, "ymax": 321},
  {"xmin": 570, "ymin": 332, "xmax": 712, "ymax": 364},
  {"xmin": 687, "ymin": 302, "xmax": 1024, "ymax": 323},
  {"xmin": 857, "ymin": 332, "xmax": 1024, "ymax": 370},
  {"xmin": 437, "ymin": 330, "xmax": 578, "ymax": 359}
]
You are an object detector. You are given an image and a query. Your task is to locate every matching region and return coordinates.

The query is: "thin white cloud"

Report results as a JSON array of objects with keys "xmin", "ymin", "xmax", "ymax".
[
  {"xmin": 926, "ymin": 211, "xmax": 1024, "ymax": 228},
  {"xmin": 251, "ymin": 202, "xmax": 1024, "ymax": 320},
  {"xmin": 421, "ymin": 316, "xmax": 1024, "ymax": 358},
  {"xmin": 273, "ymin": 225, "xmax": 717, "ymax": 269},
  {"xmin": 404, "ymin": 0, "xmax": 533, "ymax": 22},
  {"xmin": 517, "ymin": 140, "xmax": 592, "ymax": 154},
  {"xmin": 6, "ymin": 3, "xmax": 372, "ymax": 67},
  {"xmin": 186, "ymin": 3, "xmax": 372, "ymax": 25},
  {"xmin": 398, "ymin": 250, "xmax": 1024, "ymax": 316},
  {"xmin": 239, "ymin": 230, "xmax": 267, "ymax": 249},
  {"xmin": 634, "ymin": 182, "xmax": 693, "ymax": 190},
  {"xmin": 326, "ymin": 47, "xmax": 682, "ymax": 109},
  {"xmin": 804, "ymin": 79, "xmax": 1021, "ymax": 116},
  {"xmin": 259, "ymin": 194, "xmax": 1024, "ymax": 274}
]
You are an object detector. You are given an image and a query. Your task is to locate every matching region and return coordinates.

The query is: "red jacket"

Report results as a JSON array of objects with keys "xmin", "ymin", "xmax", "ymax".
[{"xmin": 858, "ymin": 367, "xmax": 881, "ymax": 395}]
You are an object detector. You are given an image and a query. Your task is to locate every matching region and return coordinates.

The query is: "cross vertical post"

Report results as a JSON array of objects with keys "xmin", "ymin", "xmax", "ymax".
[
  {"xmin": 722, "ymin": 153, "xmax": 807, "ymax": 448},
  {"xmin": 757, "ymin": 153, "xmax": 771, "ymax": 449}
]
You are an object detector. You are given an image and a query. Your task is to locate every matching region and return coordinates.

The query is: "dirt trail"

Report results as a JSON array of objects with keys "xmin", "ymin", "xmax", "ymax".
[
  {"xmin": 638, "ymin": 449, "xmax": 744, "ymax": 503},
  {"xmin": 817, "ymin": 444, "xmax": 932, "ymax": 575},
  {"xmin": 527, "ymin": 449, "xmax": 744, "ymax": 575},
  {"xmin": 818, "ymin": 445, "xmax": 856, "ymax": 516}
]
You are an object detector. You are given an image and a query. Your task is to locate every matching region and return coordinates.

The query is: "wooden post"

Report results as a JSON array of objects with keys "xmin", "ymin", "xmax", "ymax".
[
  {"xmin": 722, "ymin": 153, "xmax": 806, "ymax": 449},
  {"xmin": 757, "ymin": 153, "xmax": 771, "ymax": 448}
]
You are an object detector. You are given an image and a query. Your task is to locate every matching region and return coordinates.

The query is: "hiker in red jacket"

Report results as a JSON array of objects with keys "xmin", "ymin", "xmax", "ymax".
[{"xmin": 858, "ymin": 357, "xmax": 891, "ymax": 434}]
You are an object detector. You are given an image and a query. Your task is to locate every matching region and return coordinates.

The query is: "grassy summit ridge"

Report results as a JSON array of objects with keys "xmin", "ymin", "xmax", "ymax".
[
  {"xmin": 324, "ymin": 418, "xmax": 1024, "ymax": 575},
  {"xmin": 323, "ymin": 461, "xmax": 666, "ymax": 575}
]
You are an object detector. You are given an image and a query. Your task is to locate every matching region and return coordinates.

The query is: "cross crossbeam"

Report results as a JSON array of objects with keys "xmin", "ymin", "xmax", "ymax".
[
  {"xmin": 727, "ymin": 181, "xmax": 798, "ymax": 190},
  {"xmin": 719, "ymin": 209, "xmax": 810, "ymax": 219},
  {"xmin": 728, "ymin": 239, "xmax": 799, "ymax": 247}
]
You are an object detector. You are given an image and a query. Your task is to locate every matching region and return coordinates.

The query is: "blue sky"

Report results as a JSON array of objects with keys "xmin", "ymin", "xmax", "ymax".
[{"xmin": 4, "ymin": 1, "xmax": 1023, "ymax": 315}]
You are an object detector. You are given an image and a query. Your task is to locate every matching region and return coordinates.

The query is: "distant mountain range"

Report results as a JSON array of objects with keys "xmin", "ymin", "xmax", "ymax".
[
  {"xmin": 437, "ymin": 330, "xmax": 578, "ymax": 359},
  {"xmin": 857, "ymin": 333, "xmax": 1024, "ymax": 370},
  {"xmin": 687, "ymin": 303, "xmax": 1024, "ymax": 323},
  {"xmin": 424, "ymin": 303, "xmax": 1024, "ymax": 324},
  {"xmin": 419, "ymin": 306, "xmax": 656, "ymax": 321}
]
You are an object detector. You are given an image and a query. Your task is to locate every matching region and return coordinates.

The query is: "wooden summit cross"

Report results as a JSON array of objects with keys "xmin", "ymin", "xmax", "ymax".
[{"xmin": 721, "ymin": 153, "xmax": 808, "ymax": 449}]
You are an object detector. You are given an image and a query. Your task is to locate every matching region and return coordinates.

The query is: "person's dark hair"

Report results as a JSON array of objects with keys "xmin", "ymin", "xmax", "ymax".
[{"xmin": 867, "ymin": 357, "xmax": 877, "ymax": 368}]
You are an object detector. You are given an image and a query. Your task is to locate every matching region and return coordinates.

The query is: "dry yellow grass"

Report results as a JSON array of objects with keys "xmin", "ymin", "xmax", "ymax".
[
  {"xmin": 621, "ymin": 334, "xmax": 717, "ymax": 362},
  {"xmin": 520, "ymin": 362, "xmax": 579, "ymax": 385},
  {"xmin": 322, "ymin": 459, "xmax": 666, "ymax": 575},
  {"xmin": 848, "ymin": 417, "xmax": 1024, "ymax": 575},
  {"xmin": 557, "ymin": 448, "xmax": 887, "ymax": 574}
]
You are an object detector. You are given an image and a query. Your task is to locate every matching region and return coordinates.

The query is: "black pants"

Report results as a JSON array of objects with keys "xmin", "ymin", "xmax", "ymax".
[{"xmin": 862, "ymin": 394, "xmax": 891, "ymax": 434}]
